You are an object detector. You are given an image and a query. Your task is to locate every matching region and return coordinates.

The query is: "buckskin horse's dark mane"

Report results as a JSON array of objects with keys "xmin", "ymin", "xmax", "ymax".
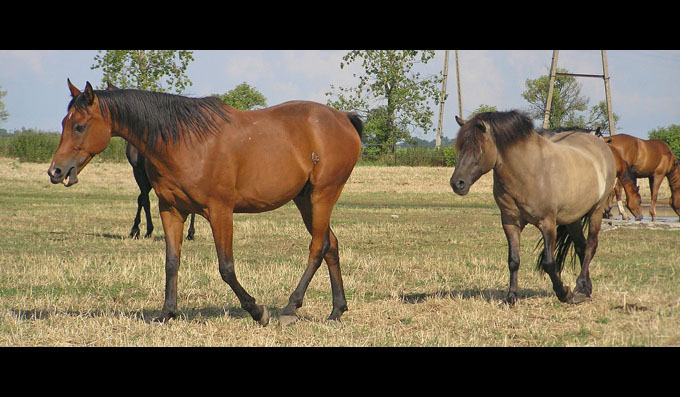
[
  {"xmin": 68, "ymin": 88, "xmax": 231, "ymax": 148},
  {"xmin": 455, "ymin": 110, "xmax": 535, "ymax": 154}
]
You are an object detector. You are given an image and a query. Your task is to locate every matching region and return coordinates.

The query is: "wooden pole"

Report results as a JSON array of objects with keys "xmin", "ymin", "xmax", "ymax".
[
  {"xmin": 436, "ymin": 50, "xmax": 450, "ymax": 149},
  {"xmin": 542, "ymin": 50, "xmax": 559, "ymax": 129},
  {"xmin": 602, "ymin": 50, "xmax": 615, "ymax": 135},
  {"xmin": 456, "ymin": 50, "xmax": 463, "ymax": 119}
]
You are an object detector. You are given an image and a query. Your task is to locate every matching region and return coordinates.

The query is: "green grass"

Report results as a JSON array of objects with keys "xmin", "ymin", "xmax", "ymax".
[{"xmin": 1, "ymin": 158, "xmax": 679, "ymax": 346}]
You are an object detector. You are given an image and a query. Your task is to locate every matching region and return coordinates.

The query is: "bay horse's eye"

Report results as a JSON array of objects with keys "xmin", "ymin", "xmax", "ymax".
[{"xmin": 74, "ymin": 124, "xmax": 85, "ymax": 133}]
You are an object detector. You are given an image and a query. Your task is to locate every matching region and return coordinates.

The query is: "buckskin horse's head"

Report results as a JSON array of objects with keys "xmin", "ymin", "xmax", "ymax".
[{"xmin": 47, "ymin": 79, "xmax": 112, "ymax": 186}]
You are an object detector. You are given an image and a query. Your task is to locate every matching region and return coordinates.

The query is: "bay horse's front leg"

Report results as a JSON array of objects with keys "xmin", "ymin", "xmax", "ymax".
[
  {"xmin": 538, "ymin": 221, "xmax": 571, "ymax": 302},
  {"xmin": 154, "ymin": 205, "xmax": 185, "ymax": 322},
  {"xmin": 209, "ymin": 208, "xmax": 269, "ymax": 327},
  {"xmin": 502, "ymin": 223, "xmax": 523, "ymax": 305}
]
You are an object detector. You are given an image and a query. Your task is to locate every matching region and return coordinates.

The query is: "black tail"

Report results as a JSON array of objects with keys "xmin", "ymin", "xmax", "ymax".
[
  {"xmin": 347, "ymin": 112, "xmax": 363, "ymax": 138},
  {"xmin": 535, "ymin": 215, "xmax": 590, "ymax": 274}
]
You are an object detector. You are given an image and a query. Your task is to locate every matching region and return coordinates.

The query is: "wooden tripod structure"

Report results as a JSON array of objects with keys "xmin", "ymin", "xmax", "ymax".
[{"xmin": 542, "ymin": 50, "xmax": 616, "ymax": 135}]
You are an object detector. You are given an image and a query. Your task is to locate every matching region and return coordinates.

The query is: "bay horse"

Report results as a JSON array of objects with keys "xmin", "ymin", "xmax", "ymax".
[
  {"xmin": 451, "ymin": 111, "xmax": 616, "ymax": 304},
  {"xmin": 605, "ymin": 133, "xmax": 680, "ymax": 221},
  {"xmin": 105, "ymin": 82, "xmax": 196, "ymax": 240},
  {"xmin": 537, "ymin": 126, "xmax": 642, "ymax": 221},
  {"xmin": 48, "ymin": 80, "xmax": 363, "ymax": 326}
]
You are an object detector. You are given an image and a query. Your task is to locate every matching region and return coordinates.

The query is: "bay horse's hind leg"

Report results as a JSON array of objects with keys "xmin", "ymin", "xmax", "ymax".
[
  {"xmin": 649, "ymin": 174, "xmax": 664, "ymax": 221},
  {"xmin": 210, "ymin": 207, "xmax": 269, "ymax": 326},
  {"xmin": 280, "ymin": 188, "xmax": 348, "ymax": 326}
]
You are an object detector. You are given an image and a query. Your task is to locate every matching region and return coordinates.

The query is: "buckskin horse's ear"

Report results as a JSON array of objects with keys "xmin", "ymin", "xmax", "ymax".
[
  {"xmin": 455, "ymin": 115, "xmax": 466, "ymax": 127},
  {"xmin": 84, "ymin": 81, "xmax": 95, "ymax": 105},
  {"xmin": 67, "ymin": 78, "xmax": 81, "ymax": 98}
]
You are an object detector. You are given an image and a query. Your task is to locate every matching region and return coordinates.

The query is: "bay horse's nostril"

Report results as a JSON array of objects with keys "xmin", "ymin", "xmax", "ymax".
[
  {"xmin": 456, "ymin": 180, "xmax": 465, "ymax": 189},
  {"xmin": 49, "ymin": 167, "xmax": 62, "ymax": 178}
]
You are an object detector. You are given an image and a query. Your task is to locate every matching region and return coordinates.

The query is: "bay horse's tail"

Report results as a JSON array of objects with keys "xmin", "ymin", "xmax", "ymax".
[
  {"xmin": 347, "ymin": 112, "xmax": 363, "ymax": 138},
  {"xmin": 536, "ymin": 215, "xmax": 590, "ymax": 274}
]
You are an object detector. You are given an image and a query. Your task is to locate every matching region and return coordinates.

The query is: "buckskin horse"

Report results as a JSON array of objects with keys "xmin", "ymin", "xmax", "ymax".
[
  {"xmin": 451, "ymin": 111, "xmax": 616, "ymax": 304},
  {"xmin": 605, "ymin": 133, "xmax": 680, "ymax": 221},
  {"xmin": 538, "ymin": 126, "xmax": 642, "ymax": 221},
  {"xmin": 48, "ymin": 80, "xmax": 363, "ymax": 326}
]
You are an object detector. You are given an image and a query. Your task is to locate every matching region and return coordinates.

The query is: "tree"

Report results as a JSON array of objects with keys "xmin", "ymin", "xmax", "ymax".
[
  {"xmin": 521, "ymin": 68, "xmax": 619, "ymax": 133},
  {"xmin": 649, "ymin": 124, "xmax": 680, "ymax": 159},
  {"xmin": 326, "ymin": 50, "xmax": 443, "ymax": 152},
  {"xmin": 213, "ymin": 82, "xmax": 267, "ymax": 110},
  {"xmin": 469, "ymin": 104, "xmax": 497, "ymax": 118},
  {"xmin": 0, "ymin": 85, "xmax": 8, "ymax": 124},
  {"xmin": 90, "ymin": 50, "xmax": 194, "ymax": 93}
]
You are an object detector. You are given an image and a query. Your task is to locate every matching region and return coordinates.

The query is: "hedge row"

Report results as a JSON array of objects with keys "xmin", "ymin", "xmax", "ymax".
[{"xmin": 0, "ymin": 132, "xmax": 460, "ymax": 167}]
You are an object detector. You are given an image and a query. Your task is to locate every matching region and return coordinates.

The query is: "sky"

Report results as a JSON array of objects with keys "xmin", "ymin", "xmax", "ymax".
[{"xmin": 1, "ymin": 50, "xmax": 679, "ymax": 140}]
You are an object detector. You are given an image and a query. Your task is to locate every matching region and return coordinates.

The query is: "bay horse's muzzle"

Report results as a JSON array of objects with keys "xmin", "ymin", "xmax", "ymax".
[{"xmin": 48, "ymin": 164, "xmax": 78, "ymax": 187}]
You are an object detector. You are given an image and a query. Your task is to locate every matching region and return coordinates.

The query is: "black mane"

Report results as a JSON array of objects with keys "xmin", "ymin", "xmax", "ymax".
[
  {"xmin": 456, "ymin": 110, "xmax": 535, "ymax": 154},
  {"xmin": 69, "ymin": 89, "xmax": 230, "ymax": 148}
]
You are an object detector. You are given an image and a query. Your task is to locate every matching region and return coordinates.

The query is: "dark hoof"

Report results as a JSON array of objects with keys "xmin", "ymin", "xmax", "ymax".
[
  {"xmin": 129, "ymin": 229, "xmax": 140, "ymax": 239},
  {"xmin": 151, "ymin": 311, "xmax": 176, "ymax": 323},
  {"xmin": 504, "ymin": 293, "xmax": 518, "ymax": 306},
  {"xmin": 556, "ymin": 286, "xmax": 572, "ymax": 303},
  {"xmin": 185, "ymin": 234, "xmax": 194, "ymax": 241}
]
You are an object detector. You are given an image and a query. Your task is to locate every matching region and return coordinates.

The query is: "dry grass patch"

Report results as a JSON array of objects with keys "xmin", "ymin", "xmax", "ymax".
[{"xmin": 1, "ymin": 158, "xmax": 679, "ymax": 346}]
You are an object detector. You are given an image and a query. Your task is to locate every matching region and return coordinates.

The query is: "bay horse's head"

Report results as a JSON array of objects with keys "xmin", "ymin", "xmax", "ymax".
[
  {"xmin": 450, "ymin": 115, "xmax": 498, "ymax": 195},
  {"xmin": 47, "ymin": 79, "xmax": 112, "ymax": 186}
]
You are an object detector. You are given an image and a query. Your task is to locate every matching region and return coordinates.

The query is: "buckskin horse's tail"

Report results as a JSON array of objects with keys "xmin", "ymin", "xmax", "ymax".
[
  {"xmin": 535, "ymin": 215, "xmax": 590, "ymax": 274},
  {"xmin": 347, "ymin": 112, "xmax": 363, "ymax": 138}
]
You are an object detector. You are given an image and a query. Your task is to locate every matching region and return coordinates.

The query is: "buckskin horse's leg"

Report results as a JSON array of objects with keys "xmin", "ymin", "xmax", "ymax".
[
  {"xmin": 502, "ymin": 223, "xmax": 523, "ymax": 305},
  {"xmin": 209, "ymin": 207, "xmax": 269, "ymax": 327},
  {"xmin": 281, "ymin": 189, "xmax": 347, "ymax": 326},
  {"xmin": 153, "ymin": 204, "xmax": 185, "ymax": 322},
  {"xmin": 572, "ymin": 209, "xmax": 603, "ymax": 301},
  {"xmin": 538, "ymin": 221, "xmax": 571, "ymax": 302}
]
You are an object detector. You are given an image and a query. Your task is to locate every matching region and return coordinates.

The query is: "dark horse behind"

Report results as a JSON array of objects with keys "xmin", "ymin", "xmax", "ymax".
[{"xmin": 48, "ymin": 80, "xmax": 363, "ymax": 326}]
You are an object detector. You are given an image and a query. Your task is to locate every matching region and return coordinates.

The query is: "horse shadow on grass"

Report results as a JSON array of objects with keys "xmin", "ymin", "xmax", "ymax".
[
  {"xmin": 400, "ymin": 287, "xmax": 553, "ymax": 305},
  {"xmin": 10, "ymin": 305, "xmax": 273, "ymax": 324}
]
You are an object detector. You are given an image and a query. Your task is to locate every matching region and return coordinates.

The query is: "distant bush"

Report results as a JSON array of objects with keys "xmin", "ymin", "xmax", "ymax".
[
  {"xmin": 648, "ymin": 125, "xmax": 680, "ymax": 159},
  {"xmin": 359, "ymin": 145, "xmax": 458, "ymax": 167},
  {"xmin": 0, "ymin": 129, "xmax": 127, "ymax": 163}
]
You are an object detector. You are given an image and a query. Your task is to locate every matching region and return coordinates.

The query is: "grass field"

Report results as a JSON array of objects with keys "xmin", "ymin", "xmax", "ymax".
[{"xmin": 1, "ymin": 157, "xmax": 679, "ymax": 346}]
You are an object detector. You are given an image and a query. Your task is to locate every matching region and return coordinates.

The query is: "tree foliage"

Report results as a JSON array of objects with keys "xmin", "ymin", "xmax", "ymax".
[
  {"xmin": 0, "ymin": 86, "xmax": 8, "ymax": 124},
  {"xmin": 648, "ymin": 124, "xmax": 680, "ymax": 159},
  {"xmin": 326, "ymin": 50, "xmax": 443, "ymax": 153},
  {"xmin": 213, "ymin": 82, "xmax": 267, "ymax": 110},
  {"xmin": 522, "ymin": 68, "xmax": 619, "ymax": 133},
  {"xmin": 91, "ymin": 50, "xmax": 194, "ymax": 93}
]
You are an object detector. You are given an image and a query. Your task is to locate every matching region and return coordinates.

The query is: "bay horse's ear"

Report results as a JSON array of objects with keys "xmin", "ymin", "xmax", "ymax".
[
  {"xmin": 67, "ymin": 78, "xmax": 81, "ymax": 98},
  {"xmin": 106, "ymin": 81, "xmax": 119, "ymax": 91},
  {"xmin": 455, "ymin": 115, "xmax": 466, "ymax": 127},
  {"xmin": 84, "ymin": 81, "xmax": 95, "ymax": 105}
]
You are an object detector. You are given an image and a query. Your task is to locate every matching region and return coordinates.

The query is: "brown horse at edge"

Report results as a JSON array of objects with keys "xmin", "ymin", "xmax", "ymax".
[
  {"xmin": 48, "ymin": 80, "xmax": 363, "ymax": 326},
  {"xmin": 606, "ymin": 133, "xmax": 680, "ymax": 221}
]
